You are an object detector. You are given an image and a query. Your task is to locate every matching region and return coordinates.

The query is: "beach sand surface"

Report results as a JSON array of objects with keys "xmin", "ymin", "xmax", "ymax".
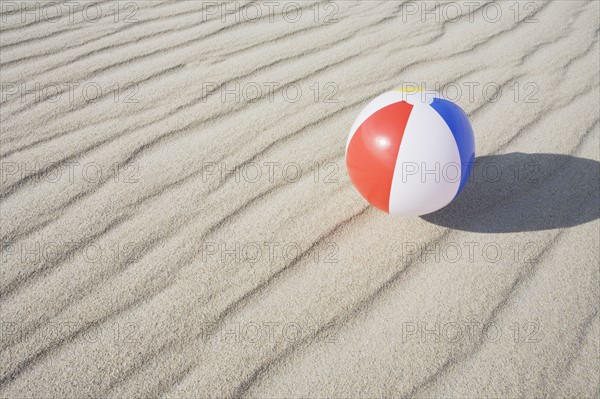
[{"xmin": 0, "ymin": 1, "xmax": 599, "ymax": 398}]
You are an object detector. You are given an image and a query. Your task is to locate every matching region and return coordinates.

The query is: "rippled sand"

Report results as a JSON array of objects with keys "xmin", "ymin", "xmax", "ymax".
[{"xmin": 0, "ymin": 1, "xmax": 598, "ymax": 398}]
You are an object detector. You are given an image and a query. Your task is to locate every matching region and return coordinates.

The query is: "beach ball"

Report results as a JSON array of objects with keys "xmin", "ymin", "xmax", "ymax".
[{"xmin": 345, "ymin": 88, "xmax": 475, "ymax": 216}]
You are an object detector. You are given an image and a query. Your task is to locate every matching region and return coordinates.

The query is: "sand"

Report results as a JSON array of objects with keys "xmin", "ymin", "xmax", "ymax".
[{"xmin": 0, "ymin": 0, "xmax": 598, "ymax": 398}]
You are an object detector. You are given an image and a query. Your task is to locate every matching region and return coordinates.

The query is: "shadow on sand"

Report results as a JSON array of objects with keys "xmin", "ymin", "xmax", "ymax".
[{"xmin": 421, "ymin": 152, "xmax": 600, "ymax": 233}]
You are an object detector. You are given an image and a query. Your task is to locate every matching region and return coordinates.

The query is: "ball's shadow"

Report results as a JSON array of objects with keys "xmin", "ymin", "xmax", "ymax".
[{"xmin": 421, "ymin": 152, "xmax": 600, "ymax": 233}]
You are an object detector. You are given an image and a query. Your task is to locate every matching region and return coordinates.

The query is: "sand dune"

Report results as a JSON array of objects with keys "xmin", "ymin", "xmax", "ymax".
[{"xmin": 0, "ymin": 1, "xmax": 598, "ymax": 398}]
